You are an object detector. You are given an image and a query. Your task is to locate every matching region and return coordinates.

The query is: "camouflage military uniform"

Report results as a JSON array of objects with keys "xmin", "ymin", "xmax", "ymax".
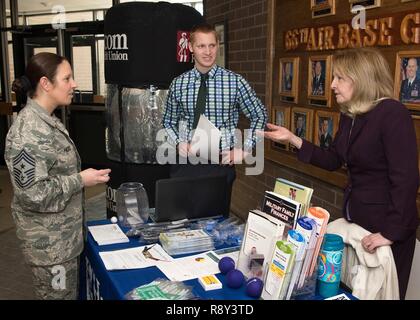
[
  {"xmin": 31, "ymin": 257, "xmax": 79, "ymax": 300},
  {"xmin": 4, "ymin": 98, "xmax": 84, "ymax": 300}
]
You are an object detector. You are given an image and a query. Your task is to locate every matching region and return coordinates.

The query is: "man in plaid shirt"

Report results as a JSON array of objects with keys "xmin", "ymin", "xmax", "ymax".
[{"xmin": 163, "ymin": 23, "xmax": 267, "ymax": 213}]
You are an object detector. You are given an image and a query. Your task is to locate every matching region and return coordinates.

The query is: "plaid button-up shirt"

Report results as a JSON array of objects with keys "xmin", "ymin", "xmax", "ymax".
[{"xmin": 163, "ymin": 65, "xmax": 267, "ymax": 151}]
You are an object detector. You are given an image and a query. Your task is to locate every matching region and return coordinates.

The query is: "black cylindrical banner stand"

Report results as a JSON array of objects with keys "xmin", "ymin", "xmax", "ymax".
[
  {"xmin": 104, "ymin": 2, "xmax": 204, "ymax": 88},
  {"xmin": 104, "ymin": 2, "xmax": 204, "ymax": 218}
]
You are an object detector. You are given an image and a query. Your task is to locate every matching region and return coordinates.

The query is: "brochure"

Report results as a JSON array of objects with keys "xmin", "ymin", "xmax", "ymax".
[
  {"xmin": 236, "ymin": 209, "xmax": 286, "ymax": 281},
  {"xmin": 273, "ymin": 177, "xmax": 313, "ymax": 217}
]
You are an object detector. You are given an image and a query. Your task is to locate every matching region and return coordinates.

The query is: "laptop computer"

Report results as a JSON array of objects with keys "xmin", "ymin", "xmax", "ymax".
[{"xmin": 151, "ymin": 174, "xmax": 229, "ymax": 222}]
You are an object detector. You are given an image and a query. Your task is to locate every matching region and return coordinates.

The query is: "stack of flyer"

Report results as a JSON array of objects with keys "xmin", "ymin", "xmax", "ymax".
[
  {"xmin": 262, "ymin": 240, "xmax": 296, "ymax": 300},
  {"xmin": 262, "ymin": 190, "xmax": 302, "ymax": 236},
  {"xmin": 306, "ymin": 206, "xmax": 330, "ymax": 276},
  {"xmin": 88, "ymin": 224, "xmax": 129, "ymax": 246},
  {"xmin": 236, "ymin": 209, "xmax": 286, "ymax": 281},
  {"xmin": 159, "ymin": 229, "xmax": 215, "ymax": 256},
  {"xmin": 273, "ymin": 178, "xmax": 313, "ymax": 217}
]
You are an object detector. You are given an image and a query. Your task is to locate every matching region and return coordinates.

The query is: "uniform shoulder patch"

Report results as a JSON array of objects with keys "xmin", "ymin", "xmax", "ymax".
[{"xmin": 13, "ymin": 149, "xmax": 36, "ymax": 189}]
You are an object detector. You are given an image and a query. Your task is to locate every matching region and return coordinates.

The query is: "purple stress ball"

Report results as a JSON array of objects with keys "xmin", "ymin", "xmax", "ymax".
[
  {"xmin": 245, "ymin": 277, "xmax": 264, "ymax": 298},
  {"xmin": 218, "ymin": 257, "xmax": 235, "ymax": 275},
  {"xmin": 226, "ymin": 269, "xmax": 244, "ymax": 289}
]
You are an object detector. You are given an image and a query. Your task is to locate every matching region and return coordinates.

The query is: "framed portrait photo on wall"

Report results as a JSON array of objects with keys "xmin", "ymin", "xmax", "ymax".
[
  {"xmin": 349, "ymin": 0, "xmax": 381, "ymax": 10},
  {"xmin": 308, "ymin": 55, "xmax": 332, "ymax": 107},
  {"xmin": 271, "ymin": 105, "xmax": 291, "ymax": 151},
  {"xmin": 314, "ymin": 111, "xmax": 339, "ymax": 150},
  {"xmin": 290, "ymin": 107, "xmax": 314, "ymax": 151},
  {"xmin": 214, "ymin": 22, "xmax": 227, "ymax": 68},
  {"xmin": 279, "ymin": 57, "xmax": 299, "ymax": 103},
  {"xmin": 394, "ymin": 51, "xmax": 420, "ymax": 111},
  {"xmin": 311, "ymin": 0, "xmax": 336, "ymax": 18}
]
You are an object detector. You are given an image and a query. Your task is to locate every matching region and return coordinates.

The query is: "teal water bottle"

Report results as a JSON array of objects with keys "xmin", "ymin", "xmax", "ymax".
[{"xmin": 317, "ymin": 233, "xmax": 344, "ymax": 298}]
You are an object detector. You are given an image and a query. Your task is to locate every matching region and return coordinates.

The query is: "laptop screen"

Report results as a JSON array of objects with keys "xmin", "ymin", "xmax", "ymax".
[{"xmin": 153, "ymin": 175, "xmax": 229, "ymax": 222}]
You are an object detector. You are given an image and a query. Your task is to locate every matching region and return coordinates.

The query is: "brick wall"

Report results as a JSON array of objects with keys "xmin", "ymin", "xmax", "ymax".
[
  {"xmin": 204, "ymin": 0, "xmax": 344, "ymax": 221},
  {"xmin": 205, "ymin": 0, "xmax": 267, "ymax": 101}
]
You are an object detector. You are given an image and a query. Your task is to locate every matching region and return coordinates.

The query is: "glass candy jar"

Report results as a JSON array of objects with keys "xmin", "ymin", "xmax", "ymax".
[{"xmin": 116, "ymin": 182, "xmax": 149, "ymax": 227}]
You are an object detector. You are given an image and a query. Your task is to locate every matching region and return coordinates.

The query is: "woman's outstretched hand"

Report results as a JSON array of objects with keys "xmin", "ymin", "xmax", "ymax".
[{"xmin": 263, "ymin": 123, "xmax": 303, "ymax": 149}]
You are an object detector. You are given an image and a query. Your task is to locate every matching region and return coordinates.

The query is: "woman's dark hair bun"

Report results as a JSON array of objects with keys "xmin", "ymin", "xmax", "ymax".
[
  {"xmin": 20, "ymin": 75, "xmax": 32, "ymax": 91},
  {"xmin": 12, "ymin": 75, "xmax": 32, "ymax": 94}
]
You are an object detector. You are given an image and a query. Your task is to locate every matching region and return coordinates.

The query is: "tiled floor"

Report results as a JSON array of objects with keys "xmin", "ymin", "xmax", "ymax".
[
  {"xmin": 0, "ymin": 228, "xmax": 36, "ymax": 299},
  {"xmin": 0, "ymin": 166, "xmax": 106, "ymax": 300}
]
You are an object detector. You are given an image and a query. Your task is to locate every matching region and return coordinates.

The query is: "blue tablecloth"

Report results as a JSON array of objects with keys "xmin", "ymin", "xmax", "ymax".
[
  {"xmin": 80, "ymin": 219, "xmax": 255, "ymax": 300},
  {"xmin": 80, "ymin": 219, "xmax": 356, "ymax": 301}
]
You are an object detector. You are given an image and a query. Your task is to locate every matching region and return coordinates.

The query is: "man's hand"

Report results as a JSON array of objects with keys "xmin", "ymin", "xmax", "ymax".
[
  {"xmin": 361, "ymin": 233, "xmax": 393, "ymax": 254},
  {"xmin": 220, "ymin": 148, "xmax": 250, "ymax": 166},
  {"xmin": 177, "ymin": 142, "xmax": 191, "ymax": 158}
]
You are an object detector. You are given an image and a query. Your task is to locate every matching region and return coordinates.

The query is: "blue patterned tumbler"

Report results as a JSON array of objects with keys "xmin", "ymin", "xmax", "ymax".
[{"xmin": 317, "ymin": 233, "xmax": 344, "ymax": 298}]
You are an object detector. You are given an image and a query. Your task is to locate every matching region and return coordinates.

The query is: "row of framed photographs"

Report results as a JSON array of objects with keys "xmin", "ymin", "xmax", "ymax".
[
  {"xmin": 279, "ymin": 50, "xmax": 420, "ymax": 111},
  {"xmin": 271, "ymin": 105, "xmax": 339, "ymax": 152},
  {"xmin": 310, "ymin": 1, "xmax": 417, "ymax": 19}
]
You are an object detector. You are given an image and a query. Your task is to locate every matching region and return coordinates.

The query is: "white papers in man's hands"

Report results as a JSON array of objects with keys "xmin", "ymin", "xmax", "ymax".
[
  {"xmin": 88, "ymin": 224, "xmax": 129, "ymax": 246},
  {"xmin": 189, "ymin": 115, "xmax": 221, "ymax": 163},
  {"xmin": 99, "ymin": 244, "xmax": 173, "ymax": 270}
]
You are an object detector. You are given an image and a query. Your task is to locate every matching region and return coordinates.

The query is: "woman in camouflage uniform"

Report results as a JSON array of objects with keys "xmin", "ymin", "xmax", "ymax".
[{"xmin": 5, "ymin": 52, "xmax": 111, "ymax": 300}]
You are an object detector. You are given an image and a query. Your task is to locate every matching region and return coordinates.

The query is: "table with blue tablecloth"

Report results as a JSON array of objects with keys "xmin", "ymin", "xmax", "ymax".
[{"xmin": 79, "ymin": 219, "xmax": 356, "ymax": 300}]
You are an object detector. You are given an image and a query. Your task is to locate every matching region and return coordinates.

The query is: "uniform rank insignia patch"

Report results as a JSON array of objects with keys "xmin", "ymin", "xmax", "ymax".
[{"xmin": 13, "ymin": 149, "xmax": 36, "ymax": 189}]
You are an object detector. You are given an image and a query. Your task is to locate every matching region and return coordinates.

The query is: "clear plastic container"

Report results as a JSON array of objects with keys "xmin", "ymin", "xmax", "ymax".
[
  {"xmin": 290, "ymin": 261, "xmax": 319, "ymax": 300},
  {"xmin": 116, "ymin": 182, "xmax": 149, "ymax": 227},
  {"xmin": 105, "ymin": 84, "xmax": 168, "ymax": 164}
]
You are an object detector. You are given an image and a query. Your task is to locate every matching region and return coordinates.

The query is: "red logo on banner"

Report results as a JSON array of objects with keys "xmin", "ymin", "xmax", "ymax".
[{"xmin": 177, "ymin": 31, "xmax": 191, "ymax": 62}]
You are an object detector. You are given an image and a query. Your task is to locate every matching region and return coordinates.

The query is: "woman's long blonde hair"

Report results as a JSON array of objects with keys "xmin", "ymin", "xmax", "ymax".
[{"xmin": 332, "ymin": 48, "xmax": 394, "ymax": 116}]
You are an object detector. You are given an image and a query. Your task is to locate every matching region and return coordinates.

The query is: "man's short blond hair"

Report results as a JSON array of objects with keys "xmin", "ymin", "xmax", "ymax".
[
  {"xmin": 332, "ymin": 48, "xmax": 394, "ymax": 116},
  {"xmin": 190, "ymin": 23, "xmax": 219, "ymax": 44}
]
